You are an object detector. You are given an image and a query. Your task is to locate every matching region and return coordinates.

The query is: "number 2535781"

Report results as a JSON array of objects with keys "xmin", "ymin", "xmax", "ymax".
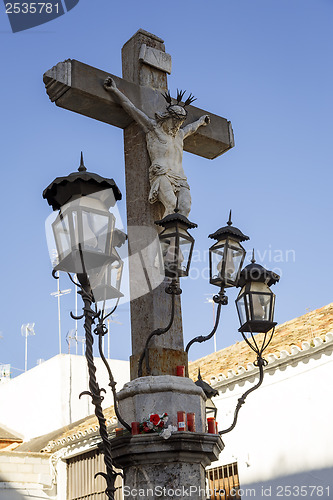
[{"xmin": 5, "ymin": 3, "xmax": 60, "ymax": 14}]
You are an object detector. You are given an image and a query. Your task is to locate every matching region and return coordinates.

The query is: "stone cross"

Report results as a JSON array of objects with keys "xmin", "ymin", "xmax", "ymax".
[{"xmin": 43, "ymin": 29, "xmax": 234, "ymax": 379}]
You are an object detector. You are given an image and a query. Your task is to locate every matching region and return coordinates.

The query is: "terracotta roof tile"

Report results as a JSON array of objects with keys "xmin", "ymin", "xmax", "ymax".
[
  {"xmin": 189, "ymin": 303, "xmax": 333, "ymax": 382},
  {"xmin": 40, "ymin": 406, "xmax": 116, "ymax": 452},
  {"xmin": 56, "ymin": 405, "xmax": 116, "ymax": 441}
]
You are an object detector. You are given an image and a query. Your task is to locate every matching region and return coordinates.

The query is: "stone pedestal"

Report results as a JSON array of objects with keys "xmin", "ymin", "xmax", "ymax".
[
  {"xmin": 111, "ymin": 433, "xmax": 224, "ymax": 499},
  {"xmin": 117, "ymin": 375, "xmax": 206, "ymax": 431},
  {"xmin": 115, "ymin": 375, "xmax": 224, "ymax": 498}
]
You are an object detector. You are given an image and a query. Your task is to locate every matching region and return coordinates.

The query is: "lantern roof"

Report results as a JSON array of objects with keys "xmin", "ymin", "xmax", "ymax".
[
  {"xmin": 155, "ymin": 209, "xmax": 198, "ymax": 230},
  {"xmin": 43, "ymin": 152, "xmax": 122, "ymax": 211},
  {"xmin": 195, "ymin": 369, "xmax": 218, "ymax": 398},
  {"xmin": 238, "ymin": 251, "xmax": 280, "ymax": 287},
  {"xmin": 208, "ymin": 211, "xmax": 249, "ymax": 242}
]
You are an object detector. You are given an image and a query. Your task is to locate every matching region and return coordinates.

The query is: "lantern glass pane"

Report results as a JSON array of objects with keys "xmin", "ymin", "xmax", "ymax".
[
  {"xmin": 211, "ymin": 239, "xmax": 244, "ymax": 286},
  {"xmin": 271, "ymin": 293, "xmax": 275, "ymax": 320},
  {"xmin": 179, "ymin": 236, "xmax": 192, "ymax": 274},
  {"xmin": 206, "ymin": 398, "xmax": 217, "ymax": 419},
  {"xmin": 88, "ymin": 257, "xmax": 124, "ymax": 304},
  {"xmin": 161, "ymin": 235, "xmax": 177, "ymax": 275},
  {"xmin": 53, "ymin": 214, "xmax": 71, "ymax": 260},
  {"xmin": 72, "ymin": 210, "xmax": 79, "ymax": 248},
  {"xmin": 226, "ymin": 245, "xmax": 244, "ymax": 283},
  {"xmin": 236, "ymin": 292, "xmax": 248, "ymax": 326},
  {"xmin": 88, "ymin": 264, "xmax": 109, "ymax": 293},
  {"xmin": 110, "ymin": 255, "xmax": 123, "ymax": 292},
  {"xmin": 82, "ymin": 211, "xmax": 113, "ymax": 255},
  {"xmin": 249, "ymin": 282, "xmax": 273, "ymax": 321},
  {"xmin": 211, "ymin": 244, "xmax": 225, "ymax": 281}
]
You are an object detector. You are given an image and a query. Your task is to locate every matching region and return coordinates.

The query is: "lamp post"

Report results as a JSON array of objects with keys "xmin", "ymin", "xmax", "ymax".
[
  {"xmin": 153, "ymin": 211, "xmax": 279, "ymax": 435},
  {"xmin": 137, "ymin": 209, "xmax": 197, "ymax": 377},
  {"xmin": 209, "ymin": 210, "xmax": 249, "ymax": 290},
  {"xmin": 236, "ymin": 250, "xmax": 279, "ymax": 337},
  {"xmin": 185, "ymin": 212, "xmax": 249, "ymax": 353},
  {"xmin": 43, "ymin": 153, "xmax": 129, "ymax": 500},
  {"xmin": 43, "ymin": 153, "xmax": 280, "ymax": 495},
  {"xmin": 155, "ymin": 209, "xmax": 197, "ymax": 280},
  {"xmin": 218, "ymin": 251, "xmax": 279, "ymax": 435}
]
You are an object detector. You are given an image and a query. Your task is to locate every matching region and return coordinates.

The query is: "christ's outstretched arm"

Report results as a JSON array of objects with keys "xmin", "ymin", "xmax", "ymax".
[
  {"xmin": 182, "ymin": 115, "xmax": 210, "ymax": 139},
  {"xmin": 104, "ymin": 77, "xmax": 154, "ymax": 133}
]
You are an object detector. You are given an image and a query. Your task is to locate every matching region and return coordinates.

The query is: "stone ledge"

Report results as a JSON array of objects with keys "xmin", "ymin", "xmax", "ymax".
[
  {"xmin": 111, "ymin": 432, "xmax": 224, "ymax": 469},
  {"xmin": 117, "ymin": 375, "xmax": 205, "ymax": 399}
]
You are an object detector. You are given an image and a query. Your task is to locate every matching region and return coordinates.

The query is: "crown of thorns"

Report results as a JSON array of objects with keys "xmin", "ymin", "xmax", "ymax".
[{"xmin": 162, "ymin": 89, "xmax": 197, "ymax": 108}]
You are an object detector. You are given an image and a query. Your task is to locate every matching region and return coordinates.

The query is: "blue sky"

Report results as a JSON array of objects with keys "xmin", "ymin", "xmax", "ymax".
[{"xmin": 0, "ymin": 0, "xmax": 332, "ymax": 375}]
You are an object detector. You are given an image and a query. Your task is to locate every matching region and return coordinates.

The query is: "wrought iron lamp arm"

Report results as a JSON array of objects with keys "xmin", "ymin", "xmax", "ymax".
[
  {"xmin": 219, "ymin": 355, "xmax": 265, "ymax": 435},
  {"xmin": 101, "ymin": 298, "xmax": 120, "ymax": 322},
  {"xmin": 95, "ymin": 321, "xmax": 131, "ymax": 432},
  {"xmin": 138, "ymin": 279, "xmax": 179, "ymax": 377},
  {"xmin": 185, "ymin": 288, "xmax": 227, "ymax": 354},
  {"xmin": 186, "ymin": 302, "xmax": 222, "ymax": 353},
  {"xmin": 52, "ymin": 263, "xmax": 122, "ymax": 499},
  {"xmin": 78, "ymin": 282, "xmax": 121, "ymax": 500}
]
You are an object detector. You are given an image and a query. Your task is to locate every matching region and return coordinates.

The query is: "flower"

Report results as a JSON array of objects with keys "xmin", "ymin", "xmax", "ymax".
[
  {"xmin": 142, "ymin": 422, "xmax": 150, "ymax": 433},
  {"xmin": 138, "ymin": 412, "xmax": 169, "ymax": 436},
  {"xmin": 150, "ymin": 414, "xmax": 161, "ymax": 426},
  {"xmin": 161, "ymin": 425, "xmax": 177, "ymax": 440}
]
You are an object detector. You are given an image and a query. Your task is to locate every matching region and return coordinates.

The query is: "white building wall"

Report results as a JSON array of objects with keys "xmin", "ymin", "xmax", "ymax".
[
  {"xmin": 0, "ymin": 354, "xmax": 130, "ymax": 441},
  {"xmin": 0, "ymin": 451, "xmax": 55, "ymax": 500},
  {"xmin": 210, "ymin": 337, "xmax": 333, "ymax": 493}
]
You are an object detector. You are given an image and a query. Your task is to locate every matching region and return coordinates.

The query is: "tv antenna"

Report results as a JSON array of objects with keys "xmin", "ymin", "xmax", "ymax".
[
  {"xmin": 51, "ymin": 271, "xmax": 71, "ymax": 354},
  {"xmin": 21, "ymin": 323, "xmax": 36, "ymax": 372},
  {"xmin": 66, "ymin": 330, "xmax": 86, "ymax": 355}
]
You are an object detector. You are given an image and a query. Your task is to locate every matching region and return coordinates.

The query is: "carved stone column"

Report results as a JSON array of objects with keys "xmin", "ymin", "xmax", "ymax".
[{"xmin": 111, "ymin": 433, "xmax": 224, "ymax": 499}]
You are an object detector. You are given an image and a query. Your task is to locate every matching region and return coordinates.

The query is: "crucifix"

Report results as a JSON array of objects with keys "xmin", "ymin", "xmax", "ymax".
[{"xmin": 43, "ymin": 29, "xmax": 234, "ymax": 379}]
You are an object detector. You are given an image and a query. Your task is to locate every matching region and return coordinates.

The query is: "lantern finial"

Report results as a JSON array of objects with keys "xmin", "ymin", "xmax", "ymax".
[
  {"xmin": 251, "ymin": 249, "xmax": 256, "ymax": 264},
  {"xmin": 227, "ymin": 210, "xmax": 232, "ymax": 226},
  {"xmin": 78, "ymin": 152, "xmax": 87, "ymax": 172}
]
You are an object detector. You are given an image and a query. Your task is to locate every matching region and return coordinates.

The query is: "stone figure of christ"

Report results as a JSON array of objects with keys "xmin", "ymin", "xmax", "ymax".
[{"xmin": 104, "ymin": 77, "xmax": 210, "ymax": 218}]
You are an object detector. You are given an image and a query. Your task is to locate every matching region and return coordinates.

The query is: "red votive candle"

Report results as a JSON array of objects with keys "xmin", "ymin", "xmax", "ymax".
[
  {"xmin": 177, "ymin": 411, "xmax": 186, "ymax": 431},
  {"xmin": 131, "ymin": 422, "xmax": 140, "ymax": 435},
  {"xmin": 176, "ymin": 365, "xmax": 185, "ymax": 377},
  {"xmin": 115, "ymin": 428, "xmax": 123, "ymax": 437},
  {"xmin": 187, "ymin": 413, "xmax": 196, "ymax": 432},
  {"xmin": 207, "ymin": 417, "xmax": 216, "ymax": 434}
]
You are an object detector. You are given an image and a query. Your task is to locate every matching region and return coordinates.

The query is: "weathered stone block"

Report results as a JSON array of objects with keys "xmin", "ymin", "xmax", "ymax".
[{"xmin": 117, "ymin": 375, "xmax": 206, "ymax": 431}]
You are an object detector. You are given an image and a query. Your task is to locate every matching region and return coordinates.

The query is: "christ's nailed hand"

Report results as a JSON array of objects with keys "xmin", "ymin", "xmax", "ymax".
[
  {"xmin": 204, "ymin": 115, "xmax": 210, "ymax": 125},
  {"xmin": 104, "ymin": 76, "xmax": 117, "ymax": 91}
]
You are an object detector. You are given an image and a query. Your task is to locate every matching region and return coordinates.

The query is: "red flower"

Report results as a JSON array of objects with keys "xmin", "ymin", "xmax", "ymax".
[
  {"xmin": 158, "ymin": 421, "xmax": 164, "ymax": 428},
  {"xmin": 142, "ymin": 422, "xmax": 150, "ymax": 433},
  {"xmin": 150, "ymin": 414, "xmax": 161, "ymax": 426}
]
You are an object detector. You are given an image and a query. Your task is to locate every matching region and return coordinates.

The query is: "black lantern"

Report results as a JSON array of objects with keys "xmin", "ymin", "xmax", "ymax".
[
  {"xmin": 209, "ymin": 212, "xmax": 249, "ymax": 289},
  {"xmin": 88, "ymin": 230, "xmax": 127, "ymax": 303},
  {"xmin": 155, "ymin": 210, "xmax": 197, "ymax": 278},
  {"xmin": 43, "ymin": 153, "xmax": 122, "ymax": 280},
  {"xmin": 195, "ymin": 369, "xmax": 218, "ymax": 419},
  {"xmin": 236, "ymin": 252, "xmax": 279, "ymax": 335}
]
